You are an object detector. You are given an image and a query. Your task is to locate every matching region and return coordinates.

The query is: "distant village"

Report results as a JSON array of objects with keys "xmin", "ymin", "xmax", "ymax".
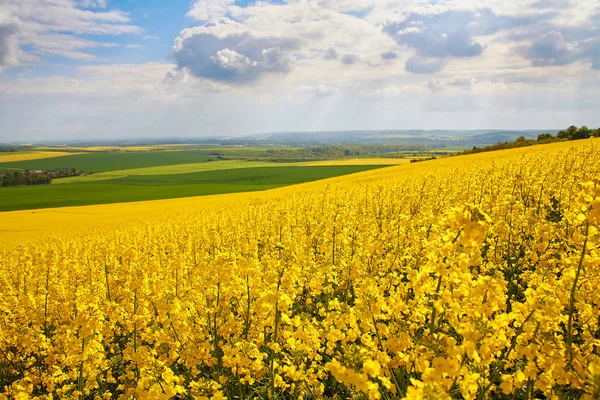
[{"xmin": 0, "ymin": 167, "xmax": 86, "ymax": 187}]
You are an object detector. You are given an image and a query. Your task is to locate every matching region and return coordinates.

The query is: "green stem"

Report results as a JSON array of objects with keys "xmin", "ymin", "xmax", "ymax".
[
  {"xmin": 269, "ymin": 268, "xmax": 284, "ymax": 399},
  {"xmin": 78, "ymin": 337, "xmax": 85, "ymax": 399},
  {"xmin": 104, "ymin": 263, "xmax": 111, "ymax": 302},
  {"xmin": 44, "ymin": 264, "xmax": 50, "ymax": 338},
  {"xmin": 244, "ymin": 275, "xmax": 251, "ymax": 340},
  {"xmin": 478, "ymin": 310, "xmax": 535, "ymax": 399},
  {"xmin": 372, "ymin": 315, "xmax": 403, "ymax": 396},
  {"xmin": 566, "ymin": 219, "xmax": 589, "ymax": 368},
  {"xmin": 429, "ymin": 274, "xmax": 443, "ymax": 332}
]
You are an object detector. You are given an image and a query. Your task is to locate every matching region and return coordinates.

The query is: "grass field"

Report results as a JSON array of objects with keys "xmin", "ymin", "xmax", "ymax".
[
  {"xmin": 105, "ymin": 165, "xmax": 377, "ymax": 185},
  {"xmin": 36, "ymin": 144, "xmax": 283, "ymax": 152},
  {"xmin": 0, "ymin": 151, "xmax": 80, "ymax": 163},
  {"xmin": 0, "ymin": 165, "xmax": 383, "ymax": 211},
  {"xmin": 0, "ymin": 151, "xmax": 212, "ymax": 173},
  {"xmin": 53, "ymin": 160, "xmax": 300, "ymax": 184},
  {"xmin": 303, "ymin": 158, "xmax": 411, "ymax": 166}
]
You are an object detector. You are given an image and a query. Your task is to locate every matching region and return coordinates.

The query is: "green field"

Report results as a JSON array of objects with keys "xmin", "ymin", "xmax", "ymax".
[
  {"xmin": 0, "ymin": 151, "xmax": 212, "ymax": 173},
  {"xmin": 53, "ymin": 161, "xmax": 300, "ymax": 184},
  {"xmin": 0, "ymin": 165, "xmax": 383, "ymax": 211}
]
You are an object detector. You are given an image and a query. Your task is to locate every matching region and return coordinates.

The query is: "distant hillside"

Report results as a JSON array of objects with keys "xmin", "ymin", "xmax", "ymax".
[
  {"xmin": 4, "ymin": 129, "xmax": 560, "ymax": 148},
  {"xmin": 257, "ymin": 129, "xmax": 559, "ymax": 146}
]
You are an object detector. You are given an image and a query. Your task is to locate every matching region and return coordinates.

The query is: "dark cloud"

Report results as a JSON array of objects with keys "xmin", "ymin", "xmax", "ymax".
[
  {"xmin": 519, "ymin": 31, "xmax": 575, "ymax": 66},
  {"xmin": 384, "ymin": 8, "xmax": 538, "ymax": 58},
  {"xmin": 384, "ymin": 8, "xmax": 551, "ymax": 73},
  {"xmin": 404, "ymin": 55, "xmax": 444, "ymax": 74},
  {"xmin": 518, "ymin": 30, "xmax": 600, "ymax": 70},
  {"xmin": 380, "ymin": 51, "xmax": 398, "ymax": 60},
  {"xmin": 588, "ymin": 40, "xmax": 600, "ymax": 70},
  {"xmin": 0, "ymin": 19, "xmax": 19, "ymax": 70},
  {"xmin": 341, "ymin": 54, "xmax": 358, "ymax": 65},
  {"xmin": 172, "ymin": 18, "xmax": 300, "ymax": 83},
  {"xmin": 324, "ymin": 47, "xmax": 338, "ymax": 60}
]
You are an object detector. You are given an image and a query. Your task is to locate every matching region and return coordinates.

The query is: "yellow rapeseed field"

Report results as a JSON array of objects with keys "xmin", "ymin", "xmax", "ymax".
[
  {"xmin": 1, "ymin": 140, "xmax": 599, "ymax": 399},
  {"xmin": 0, "ymin": 151, "xmax": 79, "ymax": 163}
]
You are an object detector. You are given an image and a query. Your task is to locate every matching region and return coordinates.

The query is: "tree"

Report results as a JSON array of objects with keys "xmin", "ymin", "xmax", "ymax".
[
  {"xmin": 537, "ymin": 133, "xmax": 554, "ymax": 141},
  {"xmin": 573, "ymin": 126, "xmax": 592, "ymax": 140},
  {"xmin": 557, "ymin": 125, "xmax": 578, "ymax": 140},
  {"xmin": 515, "ymin": 136, "xmax": 527, "ymax": 142}
]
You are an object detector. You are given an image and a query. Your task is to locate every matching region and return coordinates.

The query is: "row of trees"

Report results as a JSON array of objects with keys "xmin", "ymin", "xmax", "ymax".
[
  {"xmin": 1, "ymin": 171, "xmax": 53, "ymax": 187},
  {"xmin": 464, "ymin": 125, "xmax": 599, "ymax": 155},
  {"xmin": 0, "ymin": 146, "xmax": 30, "ymax": 153},
  {"xmin": 540, "ymin": 125, "xmax": 600, "ymax": 141},
  {"xmin": 205, "ymin": 143, "xmax": 435, "ymax": 161}
]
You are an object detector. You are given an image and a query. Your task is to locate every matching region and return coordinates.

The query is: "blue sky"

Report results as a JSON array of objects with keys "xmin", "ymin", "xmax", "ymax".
[
  {"xmin": 1, "ymin": 0, "xmax": 188, "ymax": 80},
  {"xmin": 94, "ymin": 0, "xmax": 189, "ymax": 64},
  {"xmin": 0, "ymin": 0, "xmax": 599, "ymax": 141}
]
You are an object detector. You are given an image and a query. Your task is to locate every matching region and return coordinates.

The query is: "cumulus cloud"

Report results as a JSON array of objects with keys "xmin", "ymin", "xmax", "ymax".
[
  {"xmin": 79, "ymin": 0, "xmax": 108, "ymax": 8},
  {"xmin": 518, "ymin": 30, "xmax": 600, "ymax": 70},
  {"xmin": 384, "ymin": 7, "xmax": 549, "ymax": 73},
  {"xmin": 0, "ymin": 17, "xmax": 20, "ymax": 71},
  {"xmin": 405, "ymin": 56, "xmax": 444, "ymax": 74},
  {"xmin": 188, "ymin": 0, "xmax": 235, "ymax": 21},
  {"xmin": 519, "ymin": 31, "xmax": 576, "ymax": 66},
  {"xmin": 172, "ymin": 18, "xmax": 300, "ymax": 82}
]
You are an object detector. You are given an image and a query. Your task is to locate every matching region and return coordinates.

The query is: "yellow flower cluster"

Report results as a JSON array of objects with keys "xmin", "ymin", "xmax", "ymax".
[{"xmin": 1, "ymin": 140, "xmax": 599, "ymax": 399}]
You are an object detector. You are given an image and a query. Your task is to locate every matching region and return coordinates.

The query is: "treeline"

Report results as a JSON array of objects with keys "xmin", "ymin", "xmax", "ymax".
[
  {"xmin": 0, "ymin": 146, "xmax": 31, "ymax": 153},
  {"xmin": 461, "ymin": 125, "xmax": 600, "ymax": 155},
  {"xmin": 1, "ymin": 167, "xmax": 86, "ymax": 188},
  {"xmin": 205, "ymin": 143, "xmax": 434, "ymax": 161},
  {"xmin": 552, "ymin": 125, "xmax": 600, "ymax": 140},
  {"xmin": 1, "ymin": 171, "xmax": 52, "ymax": 187}
]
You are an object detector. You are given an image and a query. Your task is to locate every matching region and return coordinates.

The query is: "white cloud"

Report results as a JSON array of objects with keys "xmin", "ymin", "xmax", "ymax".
[
  {"xmin": 0, "ymin": 0, "xmax": 142, "ymax": 68},
  {"xmin": 212, "ymin": 48, "xmax": 256, "ymax": 71},
  {"xmin": 172, "ymin": 18, "xmax": 299, "ymax": 82},
  {"xmin": 79, "ymin": 0, "xmax": 108, "ymax": 8},
  {"xmin": 187, "ymin": 0, "xmax": 235, "ymax": 21}
]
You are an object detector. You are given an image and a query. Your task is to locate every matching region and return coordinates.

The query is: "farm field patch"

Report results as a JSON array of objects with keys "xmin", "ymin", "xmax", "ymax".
[
  {"xmin": 302, "ymin": 158, "xmax": 412, "ymax": 166},
  {"xmin": 0, "ymin": 151, "xmax": 213, "ymax": 173},
  {"xmin": 53, "ymin": 160, "xmax": 300, "ymax": 184},
  {"xmin": 0, "ymin": 151, "xmax": 80, "ymax": 163},
  {"xmin": 0, "ymin": 165, "xmax": 383, "ymax": 211}
]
